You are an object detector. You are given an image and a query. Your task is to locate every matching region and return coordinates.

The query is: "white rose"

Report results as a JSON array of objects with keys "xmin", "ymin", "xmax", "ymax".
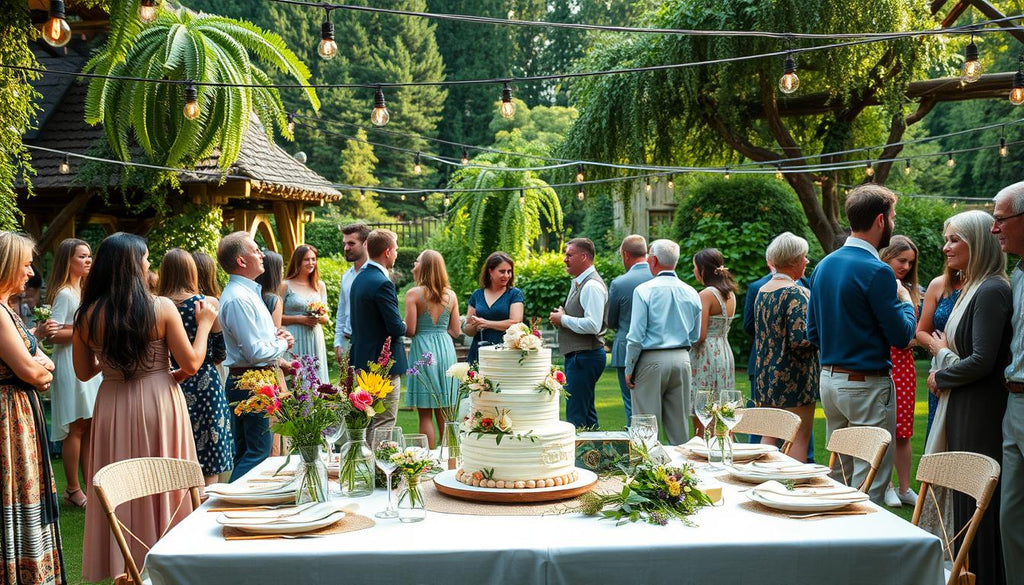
[
  {"xmin": 544, "ymin": 376, "xmax": 561, "ymax": 392},
  {"xmin": 460, "ymin": 417, "xmax": 474, "ymax": 433},
  {"xmin": 496, "ymin": 410, "xmax": 513, "ymax": 432},
  {"xmin": 519, "ymin": 334, "xmax": 542, "ymax": 351},
  {"xmin": 446, "ymin": 363, "xmax": 470, "ymax": 381}
]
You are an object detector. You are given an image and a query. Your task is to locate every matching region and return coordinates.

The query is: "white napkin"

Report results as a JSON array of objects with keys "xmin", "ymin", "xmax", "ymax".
[
  {"xmin": 751, "ymin": 481, "xmax": 868, "ymax": 502},
  {"xmin": 205, "ymin": 481, "xmax": 297, "ymax": 496},
  {"xmin": 745, "ymin": 461, "xmax": 830, "ymax": 474},
  {"xmin": 219, "ymin": 502, "xmax": 357, "ymax": 525}
]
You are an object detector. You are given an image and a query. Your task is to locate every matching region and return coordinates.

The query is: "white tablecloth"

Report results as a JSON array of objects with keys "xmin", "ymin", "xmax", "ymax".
[{"xmin": 145, "ymin": 456, "xmax": 944, "ymax": 585}]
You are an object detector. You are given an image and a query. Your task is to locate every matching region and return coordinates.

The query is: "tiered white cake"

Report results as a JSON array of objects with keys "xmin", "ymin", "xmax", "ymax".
[{"xmin": 455, "ymin": 345, "xmax": 578, "ymax": 488}]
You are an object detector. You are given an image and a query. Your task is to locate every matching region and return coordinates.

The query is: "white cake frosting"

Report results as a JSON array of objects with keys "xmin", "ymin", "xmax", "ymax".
[{"xmin": 457, "ymin": 345, "xmax": 578, "ymax": 488}]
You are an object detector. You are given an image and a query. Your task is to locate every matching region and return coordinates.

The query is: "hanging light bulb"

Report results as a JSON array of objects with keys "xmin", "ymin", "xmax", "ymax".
[
  {"xmin": 499, "ymin": 82, "xmax": 515, "ymax": 120},
  {"xmin": 775, "ymin": 166, "xmax": 783, "ymax": 181},
  {"xmin": 645, "ymin": 177, "xmax": 651, "ymax": 193},
  {"xmin": 317, "ymin": 9, "xmax": 338, "ymax": 60},
  {"xmin": 667, "ymin": 174, "xmax": 674, "ymax": 190},
  {"xmin": 778, "ymin": 54, "xmax": 800, "ymax": 94},
  {"xmin": 864, "ymin": 162, "xmax": 875, "ymax": 177},
  {"xmin": 904, "ymin": 159, "xmax": 911, "ymax": 175},
  {"xmin": 1012, "ymin": 58, "xmax": 1024, "ymax": 106},
  {"xmin": 519, "ymin": 189, "xmax": 525, "ymax": 206},
  {"xmin": 370, "ymin": 87, "xmax": 390, "ymax": 127},
  {"xmin": 59, "ymin": 154, "xmax": 70, "ymax": 175},
  {"xmin": 1000, "ymin": 137, "xmax": 1009, "ymax": 158},
  {"xmin": 42, "ymin": 0, "xmax": 72, "ymax": 48},
  {"xmin": 138, "ymin": 0, "xmax": 158, "ymax": 23},
  {"xmin": 962, "ymin": 37, "xmax": 983, "ymax": 83},
  {"xmin": 577, "ymin": 186, "xmax": 585, "ymax": 200},
  {"xmin": 359, "ymin": 189, "xmax": 366, "ymax": 202},
  {"xmin": 947, "ymin": 153, "xmax": 956, "ymax": 168},
  {"xmin": 420, "ymin": 195, "xmax": 426, "ymax": 201},
  {"xmin": 400, "ymin": 194, "xmax": 406, "ymax": 201},
  {"xmin": 413, "ymin": 153, "xmax": 422, "ymax": 175},
  {"xmin": 461, "ymin": 149, "xmax": 469, "ymax": 166},
  {"xmin": 444, "ymin": 195, "xmax": 451, "ymax": 207},
  {"xmin": 575, "ymin": 164, "xmax": 584, "ymax": 183},
  {"xmin": 724, "ymin": 168, "xmax": 731, "ymax": 180},
  {"xmin": 182, "ymin": 83, "xmax": 200, "ymax": 121},
  {"xmin": 286, "ymin": 113, "xmax": 295, "ymax": 134}
]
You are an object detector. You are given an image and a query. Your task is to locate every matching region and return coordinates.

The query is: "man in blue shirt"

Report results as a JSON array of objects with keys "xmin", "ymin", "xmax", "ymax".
[
  {"xmin": 625, "ymin": 239, "xmax": 702, "ymax": 445},
  {"xmin": 807, "ymin": 184, "xmax": 916, "ymax": 504},
  {"xmin": 608, "ymin": 234, "xmax": 652, "ymax": 421},
  {"xmin": 333, "ymin": 222, "xmax": 369, "ymax": 364}
]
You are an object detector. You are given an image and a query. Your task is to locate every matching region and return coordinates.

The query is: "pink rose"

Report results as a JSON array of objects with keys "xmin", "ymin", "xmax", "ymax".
[
  {"xmin": 554, "ymin": 371, "xmax": 566, "ymax": 384},
  {"xmin": 468, "ymin": 371, "xmax": 476, "ymax": 379},
  {"xmin": 349, "ymin": 389, "xmax": 373, "ymax": 411}
]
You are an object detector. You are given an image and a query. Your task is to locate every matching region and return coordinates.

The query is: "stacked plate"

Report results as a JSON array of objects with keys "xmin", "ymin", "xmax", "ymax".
[
  {"xmin": 729, "ymin": 460, "xmax": 832, "ymax": 483},
  {"xmin": 745, "ymin": 480, "xmax": 869, "ymax": 512},
  {"xmin": 687, "ymin": 442, "xmax": 778, "ymax": 462},
  {"xmin": 205, "ymin": 477, "xmax": 298, "ymax": 505},
  {"xmin": 216, "ymin": 501, "xmax": 356, "ymax": 535}
]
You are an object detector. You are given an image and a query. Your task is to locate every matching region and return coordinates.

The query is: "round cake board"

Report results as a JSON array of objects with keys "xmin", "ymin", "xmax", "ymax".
[{"xmin": 432, "ymin": 469, "xmax": 598, "ymax": 503}]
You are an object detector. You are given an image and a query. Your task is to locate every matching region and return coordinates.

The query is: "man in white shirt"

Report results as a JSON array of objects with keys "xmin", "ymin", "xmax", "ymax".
[
  {"xmin": 333, "ymin": 222, "xmax": 369, "ymax": 364},
  {"xmin": 550, "ymin": 238, "xmax": 608, "ymax": 428}
]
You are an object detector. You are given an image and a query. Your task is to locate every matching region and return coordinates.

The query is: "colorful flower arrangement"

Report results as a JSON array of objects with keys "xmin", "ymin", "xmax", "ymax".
[
  {"xmin": 701, "ymin": 399, "xmax": 741, "ymax": 436},
  {"xmin": 447, "ymin": 362, "xmax": 499, "ymax": 396},
  {"xmin": 536, "ymin": 366, "xmax": 567, "ymax": 395},
  {"xmin": 304, "ymin": 300, "xmax": 327, "ymax": 319},
  {"xmin": 462, "ymin": 408, "xmax": 536, "ymax": 445},
  {"xmin": 335, "ymin": 339, "xmax": 396, "ymax": 430},
  {"xmin": 390, "ymin": 447, "xmax": 441, "ymax": 512},
  {"xmin": 577, "ymin": 445, "xmax": 711, "ymax": 526},
  {"xmin": 32, "ymin": 304, "xmax": 52, "ymax": 323}
]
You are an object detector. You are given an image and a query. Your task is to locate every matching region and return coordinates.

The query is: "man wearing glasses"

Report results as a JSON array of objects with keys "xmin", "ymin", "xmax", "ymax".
[{"xmin": 992, "ymin": 182, "xmax": 1024, "ymax": 580}]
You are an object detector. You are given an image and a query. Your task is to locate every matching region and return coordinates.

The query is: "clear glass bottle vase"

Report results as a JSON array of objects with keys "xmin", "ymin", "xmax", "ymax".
[
  {"xmin": 439, "ymin": 421, "xmax": 462, "ymax": 470},
  {"xmin": 708, "ymin": 432, "xmax": 733, "ymax": 469},
  {"xmin": 339, "ymin": 427, "xmax": 376, "ymax": 497},
  {"xmin": 397, "ymin": 473, "xmax": 426, "ymax": 522},
  {"xmin": 295, "ymin": 445, "xmax": 329, "ymax": 504}
]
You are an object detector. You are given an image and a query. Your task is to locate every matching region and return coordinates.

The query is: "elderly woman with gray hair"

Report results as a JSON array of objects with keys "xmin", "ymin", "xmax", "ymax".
[
  {"xmin": 924, "ymin": 209, "xmax": 1010, "ymax": 585},
  {"xmin": 752, "ymin": 231, "xmax": 819, "ymax": 462}
]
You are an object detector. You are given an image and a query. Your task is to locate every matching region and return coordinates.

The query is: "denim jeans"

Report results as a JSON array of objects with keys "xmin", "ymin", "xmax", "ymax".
[
  {"xmin": 226, "ymin": 375, "xmax": 272, "ymax": 482},
  {"xmin": 565, "ymin": 348, "xmax": 605, "ymax": 428}
]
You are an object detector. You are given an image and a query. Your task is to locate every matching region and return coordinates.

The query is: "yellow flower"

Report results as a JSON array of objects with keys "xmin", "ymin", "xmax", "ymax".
[
  {"xmin": 667, "ymin": 480, "xmax": 681, "ymax": 497},
  {"xmin": 356, "ymin": 370, "xmax": 392, "ymax": 399}
]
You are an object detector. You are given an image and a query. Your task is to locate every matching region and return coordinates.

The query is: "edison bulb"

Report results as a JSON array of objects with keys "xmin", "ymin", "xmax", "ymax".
[
  {"xmin": 779, "ymin": 72, "xmax": 799, "ymax": 94},
  {"xmin": 370, "ymin": 106, "xmax": 389, "ymax": 127},
  {"xmin": 413, "ymin": 162, "xmax": 422, "ymax": 175},
  {"xmin": 963, "ymin": 60, "xmax": 983, "ymax": 83},
  {"xmin": 183, "ymin": 100, "xmax": 200, "ymax": 120},
  {"xmin": 904, "ymin": 161, "xmax": 911, "ymax": 175},
  {"xmin": 317, "ymin": 38, "xmax": 338, "ymax": 60},
  {"xmin": 947, "ymin": 155, "xmax": 956, "ymax": 168},
  {"xmin": 401, "ymin": 194, "xmax": 406, "ymax": 201},
  {"xmin": 1001, "ymin": 140, "xmax": 1009, "ymax": 158},
  {"xmin": 1011, "ymin": 86, "xmax": 1024, "ymax": 106},
  {"xmin": 500, "ymin": 100, "xmax": 515, "ymax": 120},
  {"xmin": 59, "ymin": 157, "xmax": 70, "ymax": 175},
  {"xmin": 865, "ymin": 164, "xmax": 875, "ymax": 177},
  {"xmin": 775, "ymin": 169, "xmax": 783, "ymax": 180},
  {"xmin": 576, "ymin": 189, "xmax": 584, "ymax": 200},
  {"xmin": 139, "ymin": 0, "xmax": 158, "ymax": 23},
  {"xmin": 443, "ymin": 197, "xmax": 451, "ymax": 207},
  {"xmin": 42, "ymin": 16, "xmax": 71, "ymax": 47}
]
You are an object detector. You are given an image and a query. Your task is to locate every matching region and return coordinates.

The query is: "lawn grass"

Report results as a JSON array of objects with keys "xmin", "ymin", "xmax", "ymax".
[{"xmin": 55, "ymin": 359, "xmax": 933, "ymax": 584}]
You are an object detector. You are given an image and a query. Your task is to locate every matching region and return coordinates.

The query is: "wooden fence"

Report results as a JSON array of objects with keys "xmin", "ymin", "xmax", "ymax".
[{"xmin": 367, "ymin": 217, "xmax": 442, "ymax": 248}]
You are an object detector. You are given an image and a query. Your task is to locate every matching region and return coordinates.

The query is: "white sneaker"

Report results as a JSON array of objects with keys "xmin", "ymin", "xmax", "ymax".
[
  {"xmin": 884, "ymin": 484, "xmax": 902, "ymax": 508},
  {"xmin": 898, "ymin": 488, "xmax": 918, "ymax": 507}
]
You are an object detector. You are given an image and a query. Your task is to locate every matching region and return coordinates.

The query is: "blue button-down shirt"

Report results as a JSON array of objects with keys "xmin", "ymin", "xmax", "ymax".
[
  {"xmin": 624, "ymin": 271, "xmax": 702, "ymax": 376},
  {"xmin": 333, "ymin": 262, "xmax": 365, "ymax": 348},
  {"xmin": 220, "ymin": 274, "xmax": 287, "ymax": 368}
]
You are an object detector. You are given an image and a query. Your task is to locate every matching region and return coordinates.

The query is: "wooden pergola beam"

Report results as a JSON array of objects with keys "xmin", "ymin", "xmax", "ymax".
[{"xmin": 967, "ymin": 0, "xmax": 1024, "ymax": 45}]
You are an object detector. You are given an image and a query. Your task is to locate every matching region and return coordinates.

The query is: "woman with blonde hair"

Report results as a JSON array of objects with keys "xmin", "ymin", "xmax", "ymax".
[
  {"xmin": 879, "ymin": 235, "xmax": 922, "ymax": 508},
  {"xmin": 926, "ymin": 210, "xmax": 1010, "ymax": 585},
  {"xmin": 0, "ymin": 232, "xmax": 65, "ymax": 583},
  {"xmin": 404, "ymin": 249, "xmax": 461, "ymax": 447},
  {"xmin": 159, "ymin": 249, "xmax": 232, "ymax": 484},
  {"xmin": 41, "ymin": 238, "xmax": 100, "ymax": 508},
  {"xmin": 690, "ymin": 247, "xmax": 737, "ymax": 437},
  {"xmin": 280, "ymin": 244, "xmax": 329, "ymax": 382}
]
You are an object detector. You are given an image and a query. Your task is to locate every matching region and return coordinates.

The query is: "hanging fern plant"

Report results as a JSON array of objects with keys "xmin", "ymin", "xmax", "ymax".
[{"xmin": 84, "ymin": 1, "xmax": 320, "ymax": 171}]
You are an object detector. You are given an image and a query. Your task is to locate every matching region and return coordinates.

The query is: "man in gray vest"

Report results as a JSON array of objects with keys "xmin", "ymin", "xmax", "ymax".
[
  {"xmin": 608, "ymin": 235, "xmax": 652, "ymax": 421},
  {"xmin": 550, "ymin": 238, "xmax": 608, "ymax": 428}
]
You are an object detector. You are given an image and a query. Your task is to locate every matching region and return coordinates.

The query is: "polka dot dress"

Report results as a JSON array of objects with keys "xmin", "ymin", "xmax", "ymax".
[{"xmin": 891, "ymin": 346, "xmax": 916, "ymax": 439}]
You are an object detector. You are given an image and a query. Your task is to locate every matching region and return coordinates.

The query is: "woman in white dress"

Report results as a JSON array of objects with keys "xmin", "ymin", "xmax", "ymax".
[{"xmin": 41, "ymin": 238, "xmax": 100, "ymax": 508}]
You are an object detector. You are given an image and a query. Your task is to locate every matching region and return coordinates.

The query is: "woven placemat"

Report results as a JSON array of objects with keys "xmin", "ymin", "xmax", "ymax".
[
  {"xmin": 423, "ymin": 477, "xmax": 622, "ymax": 516},
  {"xmin": 736, "ymin": 499, "xmax": 877, "ymax": 521},
  {"xmin": 221, "ymin": 513, "xmax": 375, "ymax": 540}
]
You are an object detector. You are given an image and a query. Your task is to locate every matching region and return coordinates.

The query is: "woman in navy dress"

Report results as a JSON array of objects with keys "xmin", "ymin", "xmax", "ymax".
[
  {"xmin": 463, "ymin": 252, "xmax": 524, "ymax": 365},
  {"xmin": 159, "ymin": 249, "xmax": 233, "ymax": 483}
]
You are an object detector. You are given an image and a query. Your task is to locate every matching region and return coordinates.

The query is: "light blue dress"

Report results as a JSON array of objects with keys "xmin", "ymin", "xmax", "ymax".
[
  {"xmin": 283, "ymin": 282, "xmax": 329, "ymax": 383},
  {"xmin": 404, "ymin": 292, "xmax": 458, "ymax": 408}
]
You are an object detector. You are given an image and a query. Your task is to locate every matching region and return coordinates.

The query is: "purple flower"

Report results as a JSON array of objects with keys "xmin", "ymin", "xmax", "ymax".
[
  {"xmin": 422, "ymin": 352, "xmax": 435, "ymax": 366},
  {"xmin": 407, "ymin": 366, "xmax": 419, "ymax": 377},
  {"xmin": 318, "ymin": 383, "xmax": 338, "ymax": 396}
]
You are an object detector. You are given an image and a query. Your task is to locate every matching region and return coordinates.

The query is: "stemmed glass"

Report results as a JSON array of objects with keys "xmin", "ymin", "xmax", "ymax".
[
  {"xmin": 322, "ymin": 409, "xmax": 346, "ymax": 496},
  {"xmin": 372, "ymin": 428, "xmax": 404, "ymax": 519},
  {"xmin": 719, "ymin": 390, "xmax": 744, "ymax": 433},
  {"xmin": 694, "ymin": 390, "xmax": 714, "ymax": 469},
  {"xmin": 629, "ymin": 414, "xmax": 658, "ymax": 459}
]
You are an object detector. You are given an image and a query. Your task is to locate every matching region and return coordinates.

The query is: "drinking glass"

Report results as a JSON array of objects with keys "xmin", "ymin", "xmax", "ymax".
[
  {"xmin": 373, "ymin": 428, "xmax": 404, "ymax": 519},
  {"xmin": 322, "ymin": 409, "xmax": 346, "ymax": 495},
  {"xmin": 629, "ymin": 414, "xmax": 658, "ymax": 457},
  {"xmin": 694, "ymin": 390, "xmax": 715, "ymax": 469},
  {"xmin": 403, "ymin": 433, "xmax": 430, "ymax": 458},
  {"xmin": 719, "ymin": 390, "xmax": 744, "ymax": 432}
]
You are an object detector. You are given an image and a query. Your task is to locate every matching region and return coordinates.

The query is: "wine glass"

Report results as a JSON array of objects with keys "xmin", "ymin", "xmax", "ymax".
[
  {"xmin": 629, "ymin": 414, "xmax": 658, "ymax": 456},
  {"xmin": 719, "ymin": 390, "xmax": 744, "ymax": 432},
  {"xmin": 694, "ymin": 390, "xmax": 714, "ymax": 469},
  {"xmin": 322, "ymin": 409, "xmax": 346, "ymax": 496},
  {"xmin": 403, "ymin": 434, "xmax": 430, "ymax": 458},
  {"xmin": 373, "ymin": 428, "xmax": 404, "ymax": 519}
]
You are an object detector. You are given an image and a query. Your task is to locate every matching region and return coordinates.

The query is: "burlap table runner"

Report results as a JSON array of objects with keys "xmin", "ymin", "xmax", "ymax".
[
  {"xmin": 423, "ymin": 477, "xmax": 623, "ymax": 516},
  {"xmin": 737, "ymin": 500, "xmax": 877, "ymax": 521},
  {"xmin": 221, "ymin": 513, "xmax": 375, "ymax": 540}
]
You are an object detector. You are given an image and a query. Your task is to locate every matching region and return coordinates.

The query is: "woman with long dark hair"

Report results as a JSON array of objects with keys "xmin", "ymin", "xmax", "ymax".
[
  {"xmin": 192, "ymin": 251, "xmax": 221, "ymax": 298},
  {"xmin": 42, "ymin": 238, "xmax": 100, "ymax": 508},
  {"xmin": 280, "ymin": 244, "xmax": 329, "ymax": 381},
  {"xmin": 463, "ymin": 251, "xmax": 524, "ymax": 365},
  {"xmin": 690, "ymin": 247, "xmax": 737, "ymax": 437},
  {"xmin": 76, "ymin": 233, "xmax": 216, "ymax": 582},
  {"xmin": 255, "ymin": 249, "xmax": 284, "ymax": 328}
]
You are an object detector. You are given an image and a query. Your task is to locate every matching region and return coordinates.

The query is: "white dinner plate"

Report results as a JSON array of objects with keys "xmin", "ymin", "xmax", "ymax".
[
  {"xmin": 728, "ymin": 462, "xmax": 831, "ymax": 483},
  {"xmin": 217, "ymin": 501, "xmax": 355, "ymax": 524},
  {"xmin": 217, "ymin": 509, "xmax": 347, "ymax": 535},
  {"xmin": 687, "ymin": 443, "xmax": 778, "ymax": 462},
  {"xmin": 746, "ymin": 489, "xmax": 863, "ymax": 513}
]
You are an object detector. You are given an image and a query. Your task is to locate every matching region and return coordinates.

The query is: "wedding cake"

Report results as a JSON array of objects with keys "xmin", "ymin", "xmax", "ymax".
[{"xmin": 454, "ymin": 324, "xmax": 578, "ymax": 489}]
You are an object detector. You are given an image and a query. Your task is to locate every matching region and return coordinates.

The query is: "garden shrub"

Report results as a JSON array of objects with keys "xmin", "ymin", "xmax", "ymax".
[
  {"xmin": 891, "ymin": 196, "xmax": 956, "ymax": 283},
  {"xmin": 305, "ymin": 219, "xmax": 345, "ymax": 258},
  {"xmin": 146, "ymin": 203, "xmax": 222, "ymax": 267},
  {"xmin": 517, "ymin": 252, "xmax": 624, "ymax": 321}
]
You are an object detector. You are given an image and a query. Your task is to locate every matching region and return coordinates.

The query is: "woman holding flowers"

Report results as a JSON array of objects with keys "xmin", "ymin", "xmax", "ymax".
[
  {"xmin": 404, "ymin": 250, "xmax": 461, "ymax": 448},
  {"xmin": 280, "ymin": 244, "xmax": 329, "ymax": 382}
]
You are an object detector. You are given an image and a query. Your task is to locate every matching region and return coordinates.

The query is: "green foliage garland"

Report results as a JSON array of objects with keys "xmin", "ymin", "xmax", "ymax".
[{"xmin": 0, "ymin": 5, "xmax": 41, "ymax": 229}]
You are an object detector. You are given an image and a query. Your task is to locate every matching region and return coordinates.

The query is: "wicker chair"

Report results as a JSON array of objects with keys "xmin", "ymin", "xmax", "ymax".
[
  {"xmin": 92, "ymin": 457, "xmax": 205, "ymax": 585},
  {"xmin": 732, "ymin": 408, "xmax": 801, "ymax": 454},
  {"xmin": 825, "ymin": 426, "xmax": 891, "ymax": 493},
  {"xmin": 910, "ymin": 451, "xmax": 1000, "ymax": 585}
]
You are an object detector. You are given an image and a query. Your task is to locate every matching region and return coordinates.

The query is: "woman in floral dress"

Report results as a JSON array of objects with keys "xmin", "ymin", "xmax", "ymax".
[{"xmin": 689, "ymin": 248, "xmax": 737, "ymax": 437}]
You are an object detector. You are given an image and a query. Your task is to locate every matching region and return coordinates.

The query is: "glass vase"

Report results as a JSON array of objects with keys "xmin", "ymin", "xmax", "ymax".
[
  {"xmin": 397, "ymin": 473, "xmax": 426, "ymax": 523},
  {"xmin": 439, "ymin": 421, "xmax": 462, "ymax": 470},
  {"xmin": 295, "ymin": 444, "xmax": 329, "ymax": 504},
  {"xmin": 339, "ymin": 427, "xmax": 375, "ymax": 497},
  {"xmin": 708, "ymin": 432, "xmax": 733, "ymax": 469}
]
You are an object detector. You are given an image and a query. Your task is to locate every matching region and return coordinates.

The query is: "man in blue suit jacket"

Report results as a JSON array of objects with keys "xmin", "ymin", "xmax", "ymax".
[
  {"xmin": 807, "ymin": 184, "xmax": 916, "ymax": 504},
  {"xmin": 349, "ymin": 229, "xmax": 407, "ymax": 437},
  {"xmin": 607, "ymin": 235, "xmax": 652, "ymax": 420}
]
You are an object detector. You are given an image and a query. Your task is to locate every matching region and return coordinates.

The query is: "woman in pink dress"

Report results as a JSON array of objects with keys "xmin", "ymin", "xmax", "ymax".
[{"xmin": 75, "ymin": 233, "xmax": 217, "ymax": 581}]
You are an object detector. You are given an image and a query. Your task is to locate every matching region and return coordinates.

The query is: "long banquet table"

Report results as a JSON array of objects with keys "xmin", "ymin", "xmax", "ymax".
[{"xmin": 145, "ymin": 454, "xmax": 945, "ymax": 585}]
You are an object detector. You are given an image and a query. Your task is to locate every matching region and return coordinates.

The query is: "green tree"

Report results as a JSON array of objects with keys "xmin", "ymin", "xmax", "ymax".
[
  {"xmin": 560, "ymin": 0, "xmax": 948, "ymax": 252},
  {"xmin": 84, "ymin": 2, "xmax": 319, "ymax": 171},
  {"xmin": 0, "ymin": 5, "xmax": 41, "ymax": 229},
  {"xmin": 336, "ymin": 129, "xmax": 389, "ymax": 222}
]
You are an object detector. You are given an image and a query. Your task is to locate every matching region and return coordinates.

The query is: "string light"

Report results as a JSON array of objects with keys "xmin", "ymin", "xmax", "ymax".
[
  {"xmin": 413, "ymin": 153, "xmax": 422, "ymax": 175},
  {"xmin": 519, "ymin": 189, "xmax": 525, "ymax": 206},
  {"xmin": 287, "ymin": 113, "xmax": 296, "ymax": 134},
  {"xmin": 864, "ymin": 161, "xmax": 874, "ymax": 177},
  {"xmin": 724, "ymin": 168, "xmax": 731, "ymax": 180},
  {"xmin": 577, "ymin": 186, "xmax": 585, "ymax": 200},
  {"xmin": 1011, "ymin": 56, "xmax": 1024, "ymax": 106},
  {"xmin": 317, "ymin": 9, "xmax": 338, "ymax": 60},
  {"xmin": 1000, "ymin": 137, "xmax": 1009, "ymax": 157},
  {"xmin": 575, "ymin": 164, "xmax": 584, "ymax": 183},
  {"xmin": 775, "ymin": 166, "xmax": 783, "ymax": 180},
  {"xmin": 778, "ymin": 54, "xmax": 799, "ymax": 94},
  {"xmin": 370, "ymin": 87, "xmax": 389, "ymax": 126},
  {"xmin": 499, "ymin": 82, "xmax": 515, "ymax": 119},
  {"xmin": 183, "ymin": 83, "xmax": 200, "ymax": 120},
  {"xmin": 42, "ymin": 0, "xmax": 72, "ymax": 48},
  {"xmin": 444, "ymin": 195, "xmax": 451, "ymax": 206},
  {"xmin": 645, "ymin": 177, "xmax": 651, "ymax": 192},
  {"xmin": 667, "ymin": 174, "xmax": 674, "ymax": 189},
  {"xmin": 139, "ymin": 0, "xmax": 158, "ymax": 23},
  {"xmin": 904, "ymin": 159, "xmax": 911, "ymax": 175},
  {"xmin": 947, "ymin": 153, "xmax": 956, "ymax": 168},
  {"xmin": 59, "ymin": 154, "xmax": 70, "ymax": 175},
  {"xmin": 461, "ymin": 148, "xmax": 469, "ymax": 166},
  {"xmin": 359, "ymin": 188, "xmax": 365, "ymax": 201},
  {"xmin": 420, "ymin": 195, "xmax": 426, "ymax": 201},
  {"xmin": 962, "ymin": 36, "xmax": 982, "ymax": 83},
  {"xmin": 400, "ymin": 194, "xmax": 406, "ymax": 200}
]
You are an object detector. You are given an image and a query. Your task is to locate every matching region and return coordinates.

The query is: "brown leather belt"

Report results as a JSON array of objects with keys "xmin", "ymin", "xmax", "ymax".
[
  {"xmin": 228, "ymin": 366, "xmax": 272, "ymax": 376},
  {"xmin": 826, "ymin": 365, "xmax": 891, "ymax": 382},
  {"xmin": 1006, "ymin": 381, "xmax": 1024, "ymax": 394}
]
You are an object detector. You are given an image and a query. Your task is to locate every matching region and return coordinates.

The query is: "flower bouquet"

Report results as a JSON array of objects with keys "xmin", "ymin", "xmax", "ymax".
[
  {"xmin": 305, "ymin": 300, "xmax": 327, "ymax": 320},
  {"xmin": 576, "ymin": 444, "xmax": 711, "ymax": 526},
  {"xmin": 699, "ymin": 396, "xmax": 742, "ymax": 466},
  {"xmin": 501, "ymin": 320, "xmax": 545, "ymax": 363},
  {"xmin": 32, "ymin": 304, "xmax": 52, "ymax": 323},
  {"xmin": 406, "ymin": 353, "xmax": 469, "ymax": 469},
  {"xmin": 390, "ymin": 446, "xmax": 442, "ymax": 522}
]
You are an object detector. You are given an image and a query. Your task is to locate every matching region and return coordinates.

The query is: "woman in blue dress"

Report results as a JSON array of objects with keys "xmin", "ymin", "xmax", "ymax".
[
  {"xmin": 463, "ymin": 252, "xmax": 525, "ymax": 365},
  {"xmin": 915, "ymin": 263, "xmax": 964, "ymax": 438},
  {"xmin": 404, "ymin": 250, "xmax": 461, "ymax": 448},
  {"xmin": 158, "ymin": 248, "xmax": 233, "ymax": 483},
  {"xmin": 280, "ymin": 245, "xmax": 329, "ymax": 382}
]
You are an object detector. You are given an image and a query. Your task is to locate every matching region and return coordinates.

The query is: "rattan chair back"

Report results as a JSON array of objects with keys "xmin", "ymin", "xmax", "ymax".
[
  {"xmin": 732, "ymin": 408, "xmax": 801, "ymax": 454},
  {"xmin": 825, "ymin": 426, "xmax": 891, "ymax": 493}
]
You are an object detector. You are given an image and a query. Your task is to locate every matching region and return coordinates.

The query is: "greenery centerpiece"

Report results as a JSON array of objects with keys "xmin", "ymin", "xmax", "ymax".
[{"xmin": 391, "ymin": 447, "xmax": 442, "ymax": 523}]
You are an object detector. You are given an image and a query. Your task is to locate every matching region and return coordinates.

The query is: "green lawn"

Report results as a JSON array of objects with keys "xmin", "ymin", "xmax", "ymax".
[{"xmin": 56, "ymin": 359, "xmax": 934, "ymax": 584}]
